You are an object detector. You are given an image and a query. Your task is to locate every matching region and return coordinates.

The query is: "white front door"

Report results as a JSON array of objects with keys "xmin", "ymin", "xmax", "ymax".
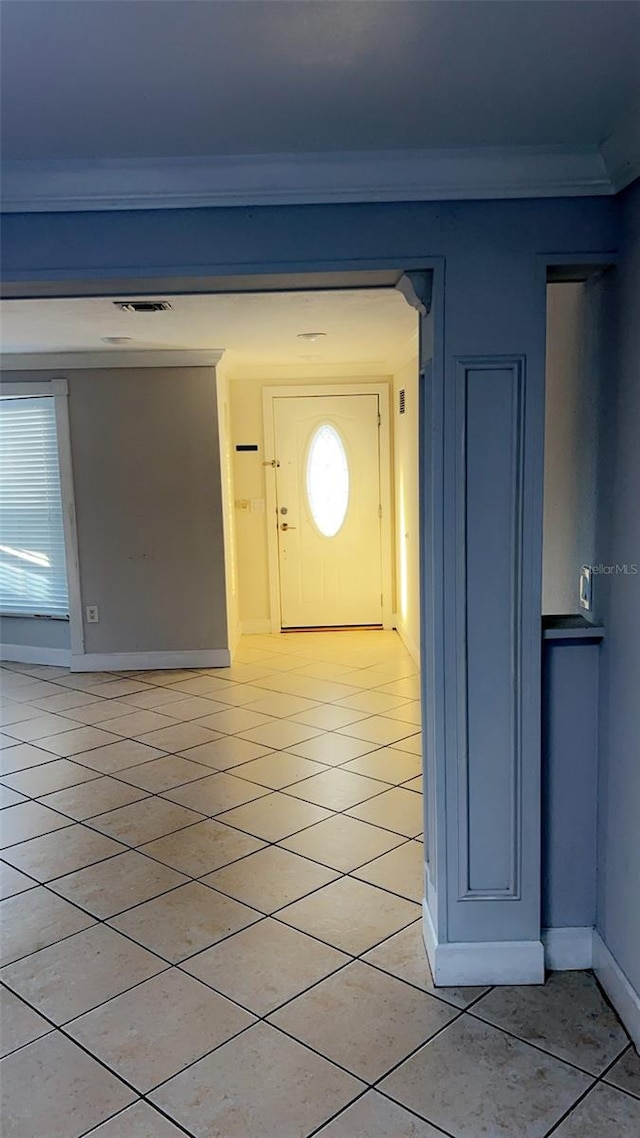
[{"xmin": 273, "ymin": 393, "xmax": 383, "ymax": 628}]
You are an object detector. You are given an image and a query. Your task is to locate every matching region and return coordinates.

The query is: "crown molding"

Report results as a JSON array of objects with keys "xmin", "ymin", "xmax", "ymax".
[
  {"xmin": 0, "ymin": 145, "xmax": 619, "ymax": 214},
  {"xmin": 226, "ymin": 360, "xmax": 392, "ymax": 383},
  {"xmin": 600, "ymin": 109, "xmax": 640, "ymax": 193},
  {"xmin": 0, "ymin": 349, "xmax": 225, "ymax": 371}
]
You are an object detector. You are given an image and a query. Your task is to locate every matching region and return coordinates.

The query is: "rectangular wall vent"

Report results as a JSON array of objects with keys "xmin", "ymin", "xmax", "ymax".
[
  {"xmin": 399, "ymin": 388, "xmax": 406, "ymax": 415},
  {"xmin": 114, "ymin": 301, "xmax": 172, "ymax": 313}
]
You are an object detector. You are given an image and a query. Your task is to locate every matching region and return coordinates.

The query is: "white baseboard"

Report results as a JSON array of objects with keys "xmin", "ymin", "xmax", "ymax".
[
  {"xmin": 228, "ymin": 622, "xmax": 242, "ymax": 661},
  {"xmin": 593, "ymin": 931, "xmax": 640, "ymax": 1051},
  {"xmin": 241, "ymin": 620, "xmax": 274, "ymax": 635},
  {"xmin": 69, "ymin": 649, "xmax": 231, "ymax": 672},
  {"xmin": 392, "ymin": 615, "xmax": 420, "ymax": 666},
  {"xmin": 542, "ymin": 927, "xmax": 594, "ymax": 971},
  {"xmin": 0, "ymin": 644, "xmax": 72, "ymax": 667},
  {"xmin": 422, "ymin": 901, "xmax": 545, "ymax": 986},
  {"xmin": 421, "ymin": 898, "xmax": 440, "ymax": 979}
]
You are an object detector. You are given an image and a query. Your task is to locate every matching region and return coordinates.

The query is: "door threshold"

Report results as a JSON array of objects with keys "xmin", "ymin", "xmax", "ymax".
[{"xmin": 281, "ymin": 624, "xmax": 384, "ymax": 633}]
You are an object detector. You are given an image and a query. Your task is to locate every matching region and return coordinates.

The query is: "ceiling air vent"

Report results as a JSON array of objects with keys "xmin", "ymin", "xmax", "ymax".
[
  {"xmin": 114, "ymin": 301, "xmax": 172, "ymax": 313},
  {"xmin": 399, "ymin": 388, "xmax": 406, "ymax": 415}
]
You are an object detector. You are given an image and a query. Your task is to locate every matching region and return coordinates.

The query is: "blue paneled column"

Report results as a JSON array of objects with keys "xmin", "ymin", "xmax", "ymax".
[{"xmin": 421, "ymin": 259, "xmax": 546, "ymax": 984}]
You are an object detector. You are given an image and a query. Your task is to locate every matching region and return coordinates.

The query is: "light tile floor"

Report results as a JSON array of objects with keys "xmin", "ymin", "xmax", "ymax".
[{"xmin": 1, "ymin": 630, "xmax": 638, "ymax": 1137}]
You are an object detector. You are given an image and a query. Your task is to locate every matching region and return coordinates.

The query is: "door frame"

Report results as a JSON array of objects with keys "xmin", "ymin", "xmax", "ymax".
[{"xmin": 262, "ymin": 383, "xmax": 394, "ymax": 634}]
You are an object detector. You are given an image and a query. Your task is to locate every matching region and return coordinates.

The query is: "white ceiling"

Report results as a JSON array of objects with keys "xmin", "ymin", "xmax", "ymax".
[
  {"xmin": 2, "ymin": 1, "xmax": 638, "ymax": 159},
  {"xmin": 1, "ymin": 1, "xmax": 638, "ymax": 209},
  {"xmin": 0, "ymin": 289, "xmax": 417, "ymax": 374}
]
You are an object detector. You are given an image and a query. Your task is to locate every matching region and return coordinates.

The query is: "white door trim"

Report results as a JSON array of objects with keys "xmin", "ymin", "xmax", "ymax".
[
  {"xmin": 262, "ymin": 383, "xmax": 393, "ymax": 634},
  {"xmin": 53, "ymin": 379, "xmax": 85, "ymax": 657}
]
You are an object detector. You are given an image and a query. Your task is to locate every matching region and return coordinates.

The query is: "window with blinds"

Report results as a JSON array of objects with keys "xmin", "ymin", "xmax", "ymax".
[{"xmin": 0, "ymin": 396, "xmax": 70, "ymax": 618}]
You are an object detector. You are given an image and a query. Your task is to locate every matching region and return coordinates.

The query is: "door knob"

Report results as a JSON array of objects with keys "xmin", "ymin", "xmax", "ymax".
[{"xmin": 280, "ymin": 523, "xmax": 296, "ymax": 531}]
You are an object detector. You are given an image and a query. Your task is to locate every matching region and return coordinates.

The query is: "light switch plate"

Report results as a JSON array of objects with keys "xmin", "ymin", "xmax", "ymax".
[{"xmin": 579, "ymin": 566, "xmax": 592, "ymax": 611}]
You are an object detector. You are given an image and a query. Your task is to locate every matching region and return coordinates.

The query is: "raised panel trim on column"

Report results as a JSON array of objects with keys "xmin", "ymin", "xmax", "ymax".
[{"xmin": 455, "ymin": 355, "xmax": 526, "ymax": 902}]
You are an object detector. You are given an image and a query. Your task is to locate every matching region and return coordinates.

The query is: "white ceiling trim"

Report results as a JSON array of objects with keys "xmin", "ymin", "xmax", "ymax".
[
  {"xmin": 600, "ymin": 111, "xmax": 640, "ymax": 194},
  {"xmin": 0, "ymin": 145, "xmax": 625, "ymax": 213},
  {"xmin": 223, "ymin": 360, "xmax": 394, "ymax": 383},
  {"xmin": 0, "ymin": 349, "xmax": 225, "ymax": 370}
]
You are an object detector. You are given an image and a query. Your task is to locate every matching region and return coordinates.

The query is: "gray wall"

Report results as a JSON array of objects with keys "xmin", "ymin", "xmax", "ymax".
[
  {"xmin": 2, "ymin": 366, "xmax": 229, "ymax": 657},
  {"xmin": 0, "ymin": 615, "xmax": 70, "ymax": 651},
  {"xmin": 595, "ymin": 180, "xmax": 640, "ymax": 994}
]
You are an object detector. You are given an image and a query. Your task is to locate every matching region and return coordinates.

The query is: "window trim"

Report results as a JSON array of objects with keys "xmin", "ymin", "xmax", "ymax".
[{"xmin": 0, "ymin": 377, "xmax": 84, "ymax": 654}]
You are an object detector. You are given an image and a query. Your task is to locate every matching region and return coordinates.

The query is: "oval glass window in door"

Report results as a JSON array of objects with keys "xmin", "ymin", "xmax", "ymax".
[{"xmin": 306, "ymin": 424, "xmax": 350, "ymax": 537}]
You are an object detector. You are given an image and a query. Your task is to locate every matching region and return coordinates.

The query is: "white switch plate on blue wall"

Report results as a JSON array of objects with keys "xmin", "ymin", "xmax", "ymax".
[{"xmin": 579, "ymin": 566, "xmax": 592, "ymax": 611}]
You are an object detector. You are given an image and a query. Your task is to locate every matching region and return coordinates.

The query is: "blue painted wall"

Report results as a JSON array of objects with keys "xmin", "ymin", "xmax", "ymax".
[
  {"xmin": 1, "ymin": 197, "xmax": 615, "ymax": 286},
  {"xmin": 596, "ymin": 180, "xmax": 640, "ymax": 993},
  {"xmin": 1, "ymin": 193, "xmax": 619, "ymax": 958},
  {"xmin": 542, "ymin": 639, "xmax": 599, "ymax": 929}
]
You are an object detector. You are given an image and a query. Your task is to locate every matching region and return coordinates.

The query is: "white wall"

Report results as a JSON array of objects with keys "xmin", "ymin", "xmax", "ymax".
[
  {"xmin": 543, "ymin": 283, "xmax": 599, "ymax": 614},
  {"xmin": 229, "ymin": 367, "xmax": 394, "ymax": 630},
  {"xmin": 392, "ymin": 351, "xmax": 420, "ymax": 660}
]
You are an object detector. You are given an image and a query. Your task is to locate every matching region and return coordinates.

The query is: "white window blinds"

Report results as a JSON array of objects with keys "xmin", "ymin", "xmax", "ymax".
[{"xmin": 0, "ymin": 396, "xmax": 70, "ymax": 618}]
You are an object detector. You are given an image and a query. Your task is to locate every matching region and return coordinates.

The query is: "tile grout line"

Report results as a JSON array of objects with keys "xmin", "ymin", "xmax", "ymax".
[
  {"xmin": 2, "ymin": 777, "xmax": 420, "ymax": 883},
  {"xmin": 79, "ymin": 1096, "xmax": 198, "ymax": 1138},
  {"xmin": 8, "ymin": 950, "xmax": 636, "ymax": 1138},
  {"xmin": 2, "ymin": 800, "xmax": 423, "ymax": 963},
  {"xmin": 2, "ymin": 759, "xmax": 423, "ymax": 874},
  {"xmin": 9, "ymin": 646, "xmax": 631, "ymax": 1138},
  {"xmin": 465, "ymin": 1002, "xmax": 621, "ymax": 1081},
  {"xmin": 5, "ymin": 828, "xmax": 433, "ymax": 1054},
  {"xmin": 1, "ymin": 739, "xmax": 420, "ymax": 813},
  {"xmin": 4, "ymin": 826, "xmax": 417, "ymax": 981},
  {"xmin": 541, "ymin": 1081, "xmax": 600, "ymax": 1136},
  {"xmin": 2, "ymin": 699, "xmax": 420, "ymax": 755},
  {"xmin": 6, "ymin": 644, "xmax": 458, "ymax": 1132},
  {"xmin": 14, "ymin": 931, "xmax": 630, "ymax": 1127},
  {"xmin": 1, "ymin": 703, "xmax": 419, "ymax": 782}
]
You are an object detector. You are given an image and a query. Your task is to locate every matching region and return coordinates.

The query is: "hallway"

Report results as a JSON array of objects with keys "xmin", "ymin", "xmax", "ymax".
[{"xmin": 1, "ymin": 631, "xmax": 638, "ymax": 1136}]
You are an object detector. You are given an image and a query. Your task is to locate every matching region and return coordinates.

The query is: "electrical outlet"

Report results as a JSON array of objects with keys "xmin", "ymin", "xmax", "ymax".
[
  {"xmin": 579, "ymin": 566, "xmax": 592, "ymax": 612},
  {"xmin": 85, "ymin": 605, "xmax": 100, "ymax": 624}
]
